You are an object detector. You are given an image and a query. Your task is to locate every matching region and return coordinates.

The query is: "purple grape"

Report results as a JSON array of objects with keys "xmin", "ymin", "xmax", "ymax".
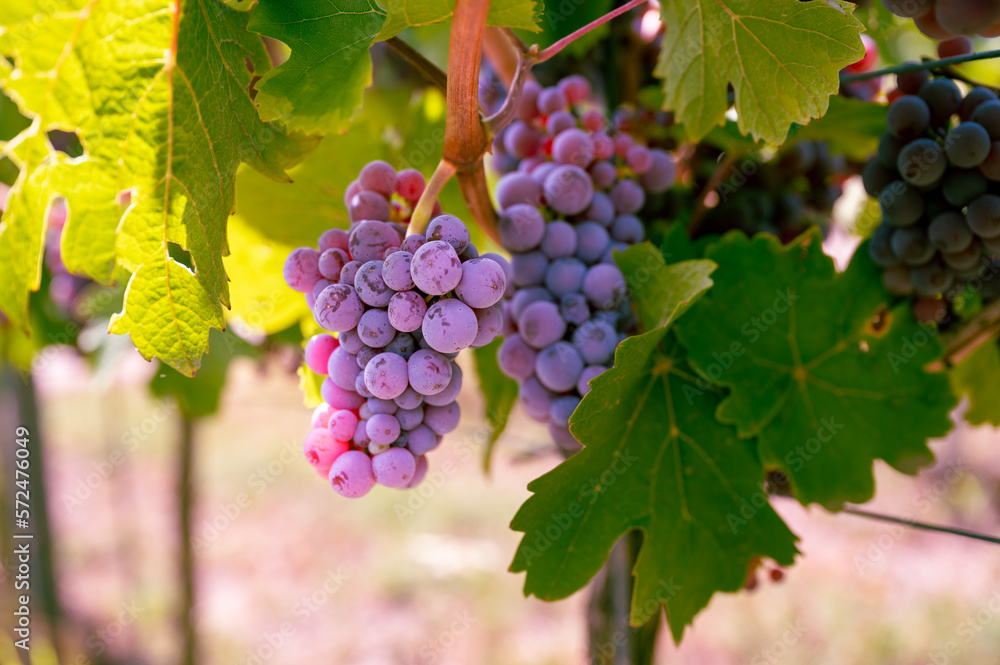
[
  {"xmin": 394, "ymin": 386, "xmax": 424, "ymax": 410},
  {"xmin": 541, "ymin": 220, "xmax": 578, "ymax": 258},
  {"xmin": 406, "ymin": 425, "xmax": 439, "ymax": 456},
  {"xmin": 354, "ymin": 260, "xmax": 393, "ymax": 307},
  {"xmin": 498, "ymin": 204, "xmax": 546, "ymax": 252},
  {"xmin": 600, "ymin": 242, "xmax": 629, "ymax": 265},
  {"xmin": 572, "ymin": 319, "xmax": 618, "ymax": 364},
  {"xmin": 396, "ymin": 169, "xmax": 426, "ymax": 201},
  {"xmin": 387, "ymin": 291, "xmax": 427, "ymax": 332},
  {"xmin": 321, "ymin": 378, "xmax": 365, "ymax": 410},
  {"xmin": 460, "ymin": 244, "xmax": 479, "ymax": 261},
  {"xmin": 518, "ymin": 300, "xmax": 566, "ymax": 349},
  {"xmin": 531, "ymin": 162, "xmax": 558, "ymax": 184},
  {"xmin": 311, "ymin": 278, "xmax": 332, "ymax": 301},
  {"xmin": 496, "ymin": 173, "xmax": 543, "ymax": 209},
  {"xmin": 367, "ymin": 413, "xmax": 401, "ymax": 445},
  {"xmin": 328, "ymin": 410, "xmax": 358, "ymax": 441},
  {"xmin": 383, "ymin": 251, "xmax": 415, "ymax": 291},
  {"xmin": 408, "ymin": 349, "xmax": 453, "ymax": 395},
  {"xmin": 968, "ymin": 195, "xmax": 1000, "ymax": 238},
  {"xmin": 549, "ymin": 423, "xmax": 580, "ymax": 452},
  {"xmin": 928, "ymin": 212, "xmax": 974, "ymax": 252},
  {"xmin": 577, "ymin": 365, "xmax": 607, "ymax": 396},
  {"xmin": 344, "ymin": 180, "xmax": 362, "ymax": 208},
  {"xmin": 424, "ymin": 402, "xmax": 460, "ymax": 435},
  {"xmin": 590, "ymin": 162, "xmax": 617, "ymax": 190},
  {"xmin": 536, "ymin": 87, "xmax": 567, "ymax": 114},
  {"xmin": 385, "ymin": 332, "xmax": 416, "ymax": 359},
  {"xmin": 503, "ymin": 121, "xmax": 541, "ymax": 158},
  {"xmin": 552, "ymin": 128, "xmax": 594, "ymax": 168},
  {"xmin": 471, "ymin": 304, "xmax": 503, "ymax": 348},
  {"xmin": 480, "ymin": 252, "xmax": 512, "ymax": 283},
  {"xmin": 396, "ymin": 406, "xmax": 423, "ymax": 430},
  {"xmin": 610, "ymin": 179, "xmax": 645, "ymax": 214},
  {"xmin": 511, "ymin": 286, "xmax": 555, "ymax": 319},
  {"xmin": 359, "ymin": 160, "xmax": 397, "ymax": 197},
  {"xmin": 972, "ymin": 101, "xmax": 1000, "ymax": 141},
  {"xmin": 456, "ymin": 258, "xmax": 507, "ymax": 308},
  {"xmin": 329, "ymin": 450, "xmax": 376, "ymax": 498},
  {"xmin": 558, "ymin": 74, "xmax": 591, "ymax": 103},
  {"xmin": 611, "ymin": 215, "xmax": 645, "ymax": 243},
  {"xmin": 426, "ymin": 215, "xmax": 471, "ymax": 254},
  {"xmin": 582, "ymin": 264, "xmax": 627, "ymax": 308},
  {"xmin": 535, "ymin": 341, "xmax": 584, "ymax": 392},
  {"xmin": 367, "ymin": 397, "xmax": 398, "ymax": 415},
  {"xmin": 511, "ymin": 251, "xmax": 549, "ymax": 287},
  {"xmin": 640, "ymin": 150, "xmax": 676, "ymax": 192},
  {"xmin": 946, "ymin": 122, "xmax": 992, "ymax": 168},
  {"xmin": 592, "ymin": 132, "xmax": 614, "ymax": 160},
  {"xmin": 283, "ymin": 247, "xmax": 321, "ymax": 292},
  {"xmin": 327, "ymin": 347, "xmax": 361, "ymax": 390},
  {"xmin": 315, "ymin": 284, "xmax": 364, "ymax": 332},
  {"xmin": 353, "ymin": 419, "xmax": 371, "ymax": 447},
  {"xmin": 546, "ymin": 111, "xmax": 577, "ymax": 135},
  {"xmin": 355, "ymin": 372, "xmax": 374, "ymax": 398},
  {"xmin": 348, "ymin": 190, "xmax": 391, "ymax": 223},
  {"xmin": 372, "ymin": 447, "xmax": 416, "ymax": 488},
  {"xmin": 544, "ymin": 165, "xmax": 594, "ymax": 215},
  {"xmin": 358, "ymin": 308, "xmax": 396, "ymax": 347},
  {"xmin": 357, "ymin": 345, "xmax": 381, "ymax": 369},
  {"xmin": 422, "ymin": 299, "xmax": 478, "ymax": 353},
  {"xmin": 544, "ymin": 258, "xmax": 587, "ymax": 296},
  {"xmin": 312, "ymin": 403, "xmax": 334, "ymax": 430},
  {"xmin": 400, "ymin": 234, "xmax": 426, "ymax": 254},
  {"xmin": 559, "ymin": 292, "xmax": 590, "ymax": 325},
  {"xmin": 305, "ymin": 334, "xmax": 338, "ymax": 375},
  {"xmin": 520, "ymin": 377, "xmax": 554, "ymax": 421},
  {"xmin": 411, "ymin": 240, "xmax": 463, "ymax": 295},
  {"xmin": 349, "ymin": 220, "xmax": 400, "ymax": 262},
  {"xmin": 576, "ymin": 221, "xmax": 611, "ymax": 264},
  {"xmin": 584, "ymin": 192, "xmax": 615, "ymax": 225},
  {"xmin": 338, "ymin": 328, "xmax": 365, "ymax": 354},
  {"xmin": 626, "ymin": 145, "xmax": 653, "ymax": 174},
  {"xmin": 340, "ymin": 260, "xmax": 362, "ymax": 286},
  {"xmin": 550, "ymin": 396, "xmax": 580, "ymax": 429},
  {"xmin": 364, "ymin": 352, "xmax": 409, "ymax": 399},
  {"xmin": 318, "ymin": 248, "xmax": 349, "ymax": 280},
  {"xmin": 424, "ymin": 364, "xmax": 463, "ymax": 406}
]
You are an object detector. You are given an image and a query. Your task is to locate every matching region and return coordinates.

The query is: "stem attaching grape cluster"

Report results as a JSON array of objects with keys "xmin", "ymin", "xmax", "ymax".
[{"xmin": 284, "ymin": 162, "xmax": 508, "ymax": 498}]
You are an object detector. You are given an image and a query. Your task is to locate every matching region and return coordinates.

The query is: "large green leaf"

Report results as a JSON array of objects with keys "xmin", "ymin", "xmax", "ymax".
[
  {"xmin": 510, "ymin": 328, "xmax": 799, "ymax": 642},
  {"xmin": 0, "ymin": 0, "xmax": 308, "ymax": 375},
  {"xmin": 674, "ymin": 231, "xmax": 957, "ymax": 507},
  {"xmin": 249, "ymin": 0, "xmax": 387, "ymax": 135},
  {"xmin": 950, "ymin": 339, "xmax": 1000, "ymax": 427},
  {"xmin": 378, "ymin": 0, "xmax": 540, "ymax": 40},
  {"xmin": 655, "ymin": 0, "xmax": 865, "ymax": 144},
  {"xmin": 614, "ymin": 242, "xmax": 715, "ymax": 333}
]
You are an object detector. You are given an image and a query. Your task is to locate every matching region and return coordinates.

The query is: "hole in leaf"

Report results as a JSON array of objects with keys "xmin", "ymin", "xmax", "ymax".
[
  {"xmin": 0, "ymin": 90, "xmax": 31, "ymax": 141},
  {"xmin": 0, "ymin": 156, "xmax": 19, "ymax": 187},
  {"xmin": 168, "ymin": 242, "xmax": 194, "ymax": 271},
  {"xmin": 48, "ymin": 129, "xmax": 84, "ymax": 158}
]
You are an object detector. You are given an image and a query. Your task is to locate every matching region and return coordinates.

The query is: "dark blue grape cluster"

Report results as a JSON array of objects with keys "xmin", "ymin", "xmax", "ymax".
[{"xmin": 491, "ymin": 76, "xmax": 675, "ymax": 450}]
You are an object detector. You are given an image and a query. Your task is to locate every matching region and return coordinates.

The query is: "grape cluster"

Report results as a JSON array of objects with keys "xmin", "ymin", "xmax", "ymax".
[
  {"xmin": 491, "ymin": 76, "xmax": 676, "ymax": 449},
  {"xmin": 863, "ymin": 73, "xmax": 1000, "ymax": 297},
  {"xmin": 283, "ymin": 161, "xmax": 507, "ymax": 498},
  {"xmin": 881, "ymin": 0, "xmax": 1000, "ymax": 40},
  {"xmin": 690, "ymin": 140, "xmax": 846, "ymax": 242}
]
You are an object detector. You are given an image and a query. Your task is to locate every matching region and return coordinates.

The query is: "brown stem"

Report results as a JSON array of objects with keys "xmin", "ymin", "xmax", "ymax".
[
  {"xmin": 457, "ymin": 162, "xmax": 500, "ymax": 244},
  {"xmin": 386, "ymin": 37, "xmax": 448, "ymax": 94},
  {"xmin": 687, "ymin": 152, "xmax": 738, "ymax": 236},
  {"xmin": 409, "ymin": 159, "xmax": 458, "ymax": 235},
  {"xmin": 932, "ymin": 298, "xmax": 1000, "ymax": 370},
  {"xmin": 444, "ymin": 0, "xmax": 490, "ymax": 169},
  {"xmin": 485, "ymin": 46, "xmax": 535, "ymax": 135},
  {"xmin": 537, "ymin": 0, "xmax": 648, "ymax": 64}
]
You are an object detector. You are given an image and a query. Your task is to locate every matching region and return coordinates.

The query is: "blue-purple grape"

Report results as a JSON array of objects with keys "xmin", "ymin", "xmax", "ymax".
[
  {"xmin": 408, "ymin": 349, "xmax": 453, "ymax": 396},
  {"xmin": 544, "ymin": 258, "xmax": 587, "ymax": 296},
  {"xmin": 543, "ymin": 165, "xmax": 594, "ymax": 216},
  {"xmin": 329, "ymin": 450, "xmax": 376, "ymax": 498},
  {"xmin": 498, "ymin": 204, "xmax": 546, "ymax": 252},
  {"xmin": 387, "ymin": 291, "xmax": 426, "ymax": 333},
  {"xmin": 284, "ymin": 247, "xmax": 321, "ymax": 293},
  {"xmin": 382, "ymin": 251, "xmax": 414, "ymax": 291},
  {"xmin": 541, "ymin": 220, "xmax": 578, "ymax": 258},
  {"xmin": 411, "ymin": 240, "xmax": 463, "ymax": 295},
  {"xmin": 455, "ymin": 258, "xmax": 507, "ymax": 308},
  {"xmin": 424, "ymin": 402, "xmax": 460, "ymax": 435},
  {"xmin": 364, "ymin": 352, "xmax": 409, "ymax": 400},
  {"xmin": 518, "ymin": 300, "xmax": 567, "ymax": 349},
  {"xmin": 315, "ymin": 284, "xmax": 365, "ymax": 332},
  {"xmin": 497, "ymin": 334, "xmax": 537, "ymax": 381},
  {"xmin": 357, "ymin": 308, "xmax": 395, "ymax": 347},
  {"xmin": 511, "ymin": 251, "xmax": 549, "ymax": 287},
  {"xmin": 422, "ymin": 298, "xmax": 478, "ymax": 353},
  {"xmin": 426, "ymin": 214, "xmax": 471, "ymax": 254}
]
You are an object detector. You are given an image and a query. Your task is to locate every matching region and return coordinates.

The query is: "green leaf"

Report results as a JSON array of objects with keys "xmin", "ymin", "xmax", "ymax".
[
  {"xmin": 614, "ymin": 242, "xmax": 716, "ymax": 333},
  {"xmin": 950, "ymin": 339, "xmax": 1000, "ymax": 427},
  {"xmin": 655, "ymin": 0, "xmax": 865, "ymax": 144},
  {"xmin": 524, "ymin": 0, "xmax": 612, "ymax": 57},
  {"xmin": 378, "ymin": 0, "xmax": 540, "ymax": 40},
  {"xmin": 151, "ymin": 328, "xmax": 255, "ymax": 419},
  {"xmin": 510, "ymin": 328, "xmax": 799, "ymax": 641},
  {"xmin": 674, "ymin": 231, "xmax": 957, "ymax": 507},
  {"xmin": 788, "ymin": 96, "xmax": 887, "ymax": 161},
  {"xmin": 249, "ymin": 0, "xmax": 387, "ymax": 135},
  {"xmin": 0, "ymin": 0, "xmax": 308, "ymax": 375},
  {"xmin": 472, "ymin": 338, "xmax": 519, "ymax": 471}
]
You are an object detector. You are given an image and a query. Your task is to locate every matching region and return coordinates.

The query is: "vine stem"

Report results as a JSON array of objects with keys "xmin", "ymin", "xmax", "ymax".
[
  {"xmin": 482, "ymin": 27, "xmax": 520, "ymax": 87},
  {"xmin": 933, "ymin": 297, "xmax": 1000, "ymax": 370},
  {"xmin": 842, "ymin": 507, "xmax": 1000, "ymax": 545},
  {"xmin": 536, "ymin": 0, "xmax": 649, "ymax": 64},
  {"xmin": 409, "ymin": 159, "xmax": 458, "ymax": 235},
  {"xmin": 687, "ymin": 152, "xmax": 738, "ymax": 236},
  {"xmin": 386, "ymin": 37, "xmax": 448, "ymax": 94},
  {"xmin": 840, "ymin": 48, "xmax": 1000, "ymax": 83}
]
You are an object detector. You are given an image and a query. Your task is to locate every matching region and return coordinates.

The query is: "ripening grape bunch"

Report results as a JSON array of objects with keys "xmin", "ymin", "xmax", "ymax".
[
  {"xmin": 863, "ymin": 71, "xmax": 1000, "ymax": 298},
  {"xmin": 283, "ymin": 161, "xmax": 508, "ymax": 498},
  {"xmin": 881, "ymin": 0, "xmax": 1000, "ymax": 40},
  {"xmin": 490, "ymin": 75, "xmax": 676, "ymax": 449}
]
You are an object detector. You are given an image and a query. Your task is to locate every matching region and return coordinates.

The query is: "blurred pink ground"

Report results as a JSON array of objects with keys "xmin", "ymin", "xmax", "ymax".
[{"xmin": 22, "ymin": 346, "xmax": 1000, "ymax": 665}]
